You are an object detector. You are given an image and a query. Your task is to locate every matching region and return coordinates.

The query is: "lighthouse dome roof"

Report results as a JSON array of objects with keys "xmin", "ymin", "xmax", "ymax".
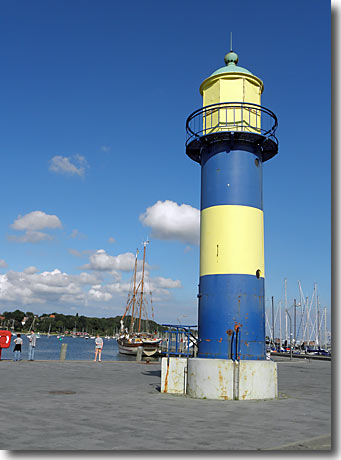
[
  {"xmin": 210, "ymin": 51, "xmax": 253, "ymax": 77},
  {"xmin": 200, "ymin": 49, "xmax": 264, "ymax": 95},
  {"xmin": 210, "ymin": 64, "xmax": 253, "ymax": 77}
]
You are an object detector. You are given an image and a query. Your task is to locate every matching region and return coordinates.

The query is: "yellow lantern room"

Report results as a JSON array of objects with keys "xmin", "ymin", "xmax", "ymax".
[{"xmin": 199, "ymin": 51, "xmax": 264, "ymax": 135}]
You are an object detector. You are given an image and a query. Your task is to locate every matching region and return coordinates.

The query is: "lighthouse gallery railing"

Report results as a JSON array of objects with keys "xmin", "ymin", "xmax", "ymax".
[{"xmin": 186, "ymin": 102, "xmax": 278, "ymax": 146}]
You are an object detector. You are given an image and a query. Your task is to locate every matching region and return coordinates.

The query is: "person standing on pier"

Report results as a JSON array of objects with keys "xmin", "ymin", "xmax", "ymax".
[
  {"xmin": 28, "ymin": 330, "xmax": 37, "ymax": 361},
  {"xmin": 13, "ymin": 333, "xmax": 23, "ymax": 361},
  {"xmin": 94, "ymin": 334, "xmax": 103, "ymax": 362}
]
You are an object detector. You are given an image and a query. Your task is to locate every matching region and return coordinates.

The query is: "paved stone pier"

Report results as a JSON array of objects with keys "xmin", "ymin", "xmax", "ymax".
[{"xmin": 0, "ymin": 357, "xmax": 331, "ymax": 450}]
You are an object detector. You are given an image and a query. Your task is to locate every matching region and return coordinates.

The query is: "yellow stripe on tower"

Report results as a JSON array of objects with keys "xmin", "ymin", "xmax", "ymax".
[{"xmin": 200, "ymin": 205, "xmax": 265, "ymax": 277}]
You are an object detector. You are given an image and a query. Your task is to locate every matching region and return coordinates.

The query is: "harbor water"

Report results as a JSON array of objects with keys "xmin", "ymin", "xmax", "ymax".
[{"xmin": 0, "ymin": 334, "xmax": 136, "ymax": 362}]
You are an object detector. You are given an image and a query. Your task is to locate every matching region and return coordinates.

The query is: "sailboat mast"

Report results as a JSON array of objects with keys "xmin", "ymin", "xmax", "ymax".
[
  {"xmin": 317, "ymin": 300, "xmax": 320, "ymax": 346},
  {"xmin": 284, "ymin": 278, "xmax": 288, "ymax": 344},
  {"xmin": 28, "ymin": 316, "xmax": 35, "ymax": 334},
  {"xmin": 279, "ymin": 300, "xmax": 282, "ymax": 348},
  {"xmin": 305, "ymin": 296, "xmax": 308, "ymax": 345},
  {"xmin": 129, "ymin": 249, "xmax": 139, "ymax": 333},
  {"xmin": 314, "ymin": 283, "xmax": 318, "ymax": 345},
  {"xmin": 138, "ymin": 240, "xmax": 148, "ymax": 332}
]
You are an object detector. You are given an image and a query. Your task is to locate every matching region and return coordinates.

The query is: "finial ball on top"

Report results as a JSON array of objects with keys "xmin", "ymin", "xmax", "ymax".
[{"xmin": 224, "ymin": 51, "xmax": 239, "ymax": 66}]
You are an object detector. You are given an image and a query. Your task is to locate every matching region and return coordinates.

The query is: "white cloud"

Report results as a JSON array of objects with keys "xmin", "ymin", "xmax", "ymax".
[
  {"xmin": 0, "ymin": 259, "xmax": 7, "ymax": 268},
  {"xmin": 106, "ymin": 282, "xmax": 132, "ymax": 294},
  {"xmin": 139, "ymin": 200, "xmax": 200, "ymax": 245},
  {"xmin": 0, "ymin": 244, "xmax": 183, "ymax": 314},
  {"xmin": 24, "ymin": 266, "xmax": 38, "ymax": 274},
  {"xmin": 77, "ymin": 272, "xmax": 100, "ymax": 285},
  {"xmin": 11, "ymin": 211, "xmax": 62, "ymax": 231},
  {"xmin": 0, "ymin": 268, "xmax": 102, "ymax": 306},
  {"xmin": 8, "ymin": 231, "xmax": 53, "ymax": 243},
  {"xmin": 88, "ymin": 288, "xmax": 113, "ymax": 302},
  {"xmin": 152, "ymin": 277, "xmax": 182, "ymax": 289},
  {"xmin": 49, "ymin": 154, "xmax": 88, "ymax": 177},
  {"xmin": 88, "ymin": 273, "xmax": 181, "ymax": 303},
  {"xmin": 140, "ymin": 274, "xmax": 182, "ymax": 301},
  {"xmin": 9, "ymin": 211, "xmax": 62, "ymax": 243},
  {"xmin": 82, "ymin": 249, "xmax": 139, "ymax": 272}
]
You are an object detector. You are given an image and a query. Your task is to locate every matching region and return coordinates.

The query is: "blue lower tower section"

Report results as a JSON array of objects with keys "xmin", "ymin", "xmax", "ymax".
[{"xmin": 198, "ymin": 274, "xmax": 266, "ymax": 360}]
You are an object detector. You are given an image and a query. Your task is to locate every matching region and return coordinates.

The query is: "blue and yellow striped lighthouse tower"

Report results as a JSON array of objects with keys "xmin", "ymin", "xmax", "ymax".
[{"xmin": 186, "ymin": 48, "xmax": 278, "ymax": 362}]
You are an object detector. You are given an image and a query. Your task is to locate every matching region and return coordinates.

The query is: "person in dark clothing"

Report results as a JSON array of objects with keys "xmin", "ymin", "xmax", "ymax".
[{"xmin": 13, "ymin": 333, "xmax": 23, "ymax": 361}]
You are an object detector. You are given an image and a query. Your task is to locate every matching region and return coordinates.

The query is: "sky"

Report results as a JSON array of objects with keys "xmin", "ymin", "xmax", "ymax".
[{"xmin": 0, "ymin": 0, "xmax": 332, "ymax": 331}]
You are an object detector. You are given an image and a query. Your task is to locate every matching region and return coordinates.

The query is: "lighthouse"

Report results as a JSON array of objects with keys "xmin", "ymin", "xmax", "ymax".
[
  {"xmin": 161, "ymin": 45, "xmax": 278, "ymax": 400},
  {"xmin": 185, "ymin": 48, "xmax": 278, "ymax": 361}
]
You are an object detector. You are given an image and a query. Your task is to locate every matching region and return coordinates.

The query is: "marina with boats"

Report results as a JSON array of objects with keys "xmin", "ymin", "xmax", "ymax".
[
  {"xmin": 264, "ymin": 279, "xmax": 331, "ymax": 358},
  {"xmin": 1, "ymin": 264, "xmax": 331, "ymax": 361}
]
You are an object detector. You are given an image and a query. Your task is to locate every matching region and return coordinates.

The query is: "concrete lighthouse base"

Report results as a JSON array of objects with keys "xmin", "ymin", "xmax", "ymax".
[{"xmin": 161, "ymin": 357, "xmax": 278, "ymax": 400}]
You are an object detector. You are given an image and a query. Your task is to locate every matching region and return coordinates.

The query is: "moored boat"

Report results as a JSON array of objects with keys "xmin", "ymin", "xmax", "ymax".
[
  {"xmin": 117, "ymin": 332, "xmax": 162, "ymax": 356},
  {"xmin": 116, "ymin": 241, "xmax": 162, "ymax": 356}
]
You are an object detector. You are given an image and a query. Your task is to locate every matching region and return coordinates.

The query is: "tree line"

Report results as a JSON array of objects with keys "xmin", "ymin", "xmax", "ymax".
[{"xmin": 0, "ymin": 309, "xmax": 165, "ymax": 335}]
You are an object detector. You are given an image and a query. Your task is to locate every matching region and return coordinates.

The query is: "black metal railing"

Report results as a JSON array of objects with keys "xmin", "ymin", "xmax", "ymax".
[{"xmin": 186, "ymin": 102, "xmax": 278, "ymax": 146}]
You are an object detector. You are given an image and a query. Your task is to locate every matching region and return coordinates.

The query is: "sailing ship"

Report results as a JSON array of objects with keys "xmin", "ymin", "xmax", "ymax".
[{"xmin": 116, "ymin": 241, "xmax": 162, "ymax": 356}]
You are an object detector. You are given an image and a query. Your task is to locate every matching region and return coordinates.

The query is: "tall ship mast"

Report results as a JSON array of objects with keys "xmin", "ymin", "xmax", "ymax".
[{"xmin": 117, "ymin": 241, "xmax": 162, "ymax": 356}]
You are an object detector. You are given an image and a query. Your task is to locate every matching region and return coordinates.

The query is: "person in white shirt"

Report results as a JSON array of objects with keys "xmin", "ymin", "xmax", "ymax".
[
  {"xmin": 94, "ymin": 334, "xmax": 103, "ymax": 362},
  {"xmin": 13, "ymin": 333, "xmax": 23, "ymax": 361},
  {"xmin": 28, "ymin": 330, "xmax": 37, "ymax": 361}
]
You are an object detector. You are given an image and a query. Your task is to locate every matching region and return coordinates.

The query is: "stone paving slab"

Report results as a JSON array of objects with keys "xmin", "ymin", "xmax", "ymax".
[{"xmin": 0, "ymin": 357, "xmax": 331, "ymax": 450}]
